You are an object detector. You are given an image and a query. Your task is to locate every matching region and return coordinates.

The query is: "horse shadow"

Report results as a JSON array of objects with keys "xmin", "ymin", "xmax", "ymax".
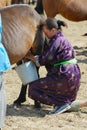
[
  {"xmin": 6, "ymin": 104, "xmax": 50, "ymax": 118},
  {"xmin": 74, "ymin": 46, "xmax": 87, "ymax": 64}
]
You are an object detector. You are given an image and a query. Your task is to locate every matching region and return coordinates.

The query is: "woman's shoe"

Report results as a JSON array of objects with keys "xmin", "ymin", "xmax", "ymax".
[{"xmin": 49, "ymin": 104, "xmax": 71, "ymax": 114}]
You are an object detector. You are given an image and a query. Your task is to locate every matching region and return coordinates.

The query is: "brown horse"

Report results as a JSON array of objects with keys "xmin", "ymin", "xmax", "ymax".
[
  {"xmin": 11, "ymin": 0, "xmax": 36, "ymax": 4},
  {"xmin": 0, "ymin": 0, "xmax": 12, "ymax": 7},
  {"xmin": 35, "ymin": 0, "xmax": 87, "ymax": 22},
  {"xmin": 1, "ymin": 4, "xmax": 45, "ymax": 65},
  {"xmin": 0, "ymin": 0, "xmax": 6, "ymax": 7},
  {"xmin": 0, "ymin": 4, "xmax": 46, "ymax": 108},
  {"xmin": 28, "ymin": 0, "xmax": 36, "ymax": 5},
  {"xmin": 11, "ymin": 0, "xmax": 18, "ymax": 4},
  {"xmin": 11, "ymin": 0, "xmax": 29, "ymax": 4}
]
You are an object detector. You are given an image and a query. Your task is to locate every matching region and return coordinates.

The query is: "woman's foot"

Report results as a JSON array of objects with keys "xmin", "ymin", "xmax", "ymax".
[
  {"xmin": 49, "ymin": 104, "xmax": 71, "ymax": 114},
  {"xmin": 69, "ymin": 100, "xmax": 87, "ymax": 112},
  {"xmin": 68, "ymin": 101, "xmax": 80, "ymax": 112}
]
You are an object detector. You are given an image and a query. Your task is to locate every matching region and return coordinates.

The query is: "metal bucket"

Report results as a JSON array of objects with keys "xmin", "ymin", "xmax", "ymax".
[{"xmin": 15, "ymin": 61, "xmax": 38, "ymax": 85}]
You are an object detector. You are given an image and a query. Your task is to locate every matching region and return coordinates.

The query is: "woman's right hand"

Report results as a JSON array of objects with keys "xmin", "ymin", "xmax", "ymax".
[{"xmin": 24, "ymin": 52, "xmax": 36, "ymax": 63}]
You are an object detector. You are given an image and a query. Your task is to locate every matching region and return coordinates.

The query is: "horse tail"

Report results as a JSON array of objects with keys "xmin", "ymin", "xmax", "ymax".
[
  {"xmin": 35, "ymin": 0, "xmax": 44, "ymax": 14},
  {"xmin": 57, "ymin": 20, "xmax": 68, "ymax": 30}
]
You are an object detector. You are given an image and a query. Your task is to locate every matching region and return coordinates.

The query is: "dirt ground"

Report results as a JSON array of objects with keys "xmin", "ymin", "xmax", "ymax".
[{"xmin": 3, "ymin": 14, "xmax": 87, "ymax": 130}]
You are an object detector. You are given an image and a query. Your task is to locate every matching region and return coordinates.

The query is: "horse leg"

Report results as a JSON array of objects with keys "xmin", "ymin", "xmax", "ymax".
[
  {"xmin": 18, "ymin": 0, "xmax": 24, "ymax": 4},
  {"xmin": 6, "ymin": 0, "xmax": 11, "ymax": 6},
  {"xmin": 28, "ymin": 0, "xmax": 30, "ymax": 4},
  {"xmin": 13, "ymin": 84, "xmax": 27, "ymax": 106},
  {"xmin": 32, "ymin": 0, "xmax": 35, "ymax": 5},
  {"xmin": 35, "ymin": 0, "xmax": 44, "ymax": 14},
  {"xmin": 13, "ymin": 60, "xmax": 27, "ymax": 106},
  {"xmin": 13, "ymin": 66, "xmax": 41, "ymax": 108},
  {"xmin": 34, "ymin": 100, "xmax": 41, "ymax": 108},
  {"xmin": 13, "ymin": 85, "xmax": 41, "ymax": 108}
]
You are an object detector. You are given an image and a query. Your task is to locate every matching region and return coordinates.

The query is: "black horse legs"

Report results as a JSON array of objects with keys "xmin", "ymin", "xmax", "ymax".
[
  {"xmin": 28, "ymin": 0, "xmax": 36, "ymax": 5},
  {"xmin": 13, "ymin": 66, "xmax": 41, "ymax": 108},
  {"xmin": 13, "ymin": 84, "xmax": 27, "ymax": 106},
  {"xmin": 13, "ymin": 83, "xmax": 41, "ymax": 108}
]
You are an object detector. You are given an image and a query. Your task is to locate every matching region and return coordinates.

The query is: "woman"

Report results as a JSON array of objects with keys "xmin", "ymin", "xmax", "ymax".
[
  {"xmin": 27, "ymin": 18, "xmax": 81, "ymax": 114},
  {"xmin": 0, "ymin": 14, "xmax": 11, "ymax": 129}
]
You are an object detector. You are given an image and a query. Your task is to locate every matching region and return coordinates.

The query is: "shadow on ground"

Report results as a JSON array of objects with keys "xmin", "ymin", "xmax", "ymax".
[{"xmin": 6, "ymin": 104, "xmax": 49, "ymax": 117}]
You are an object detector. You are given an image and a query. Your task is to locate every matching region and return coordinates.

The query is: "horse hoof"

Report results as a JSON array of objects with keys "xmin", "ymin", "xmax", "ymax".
[
  {"xmin": 13, "ymin": 98, "xmax": 26, "ymax": 104},
  {"xmin": 34, "ymin": 100, "xmax": 41, "ymax": 108},
  {"xmin": 13, "ymin": 98, "xmax": 26, "ymax": 107},
  {"xmin": 82, "ymin": 33, "xmax": 87, "ymax": 36},
  {"xmin": 12, "ymin": 102, "xmax": 21, "ymax": 108}
]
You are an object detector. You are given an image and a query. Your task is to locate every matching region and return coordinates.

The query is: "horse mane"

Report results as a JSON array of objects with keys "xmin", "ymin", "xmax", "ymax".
[{"xmin": 31, "ymin": 17, "xmax": 46, "ymax": 55}]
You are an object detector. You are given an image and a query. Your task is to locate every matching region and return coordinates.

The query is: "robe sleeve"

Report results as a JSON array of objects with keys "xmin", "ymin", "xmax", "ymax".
[{"xmin": 38, "ymin": 38, "xmax": 60, "ymax": 66}]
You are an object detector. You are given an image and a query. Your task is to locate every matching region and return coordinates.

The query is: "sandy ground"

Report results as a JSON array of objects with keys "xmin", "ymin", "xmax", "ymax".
[{"xmin": 2, "ymin": 14, "xmax": 87, "ymax": 130}]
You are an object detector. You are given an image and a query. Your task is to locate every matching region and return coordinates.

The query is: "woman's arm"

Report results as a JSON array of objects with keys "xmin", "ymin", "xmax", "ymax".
[{"xmin": 39, "ymin": 39, "xmax": 60, "ymax": 66}]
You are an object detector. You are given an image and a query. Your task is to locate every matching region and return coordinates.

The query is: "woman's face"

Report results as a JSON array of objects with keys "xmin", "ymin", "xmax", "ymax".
[{"xmin": 42, "ymin": 25, "xmax": 57, "ymax": 39}]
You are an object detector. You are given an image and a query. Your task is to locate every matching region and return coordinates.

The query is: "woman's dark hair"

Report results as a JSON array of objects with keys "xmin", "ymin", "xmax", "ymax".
[{"xmin": 38, "ymin": 18, "xmax": 67, "ymax": 30}]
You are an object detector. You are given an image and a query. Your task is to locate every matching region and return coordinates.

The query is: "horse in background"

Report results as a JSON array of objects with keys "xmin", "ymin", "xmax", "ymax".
[
  {"xmin": 12, "ymin": 0, "xmax": 36, "ymax": 4},
  {"xmin": 35, "ymin": 0, "xmax": 87, "ymax": 22},
  {"xmin": 0, "ymin": 0, "xmax": 11, "ymax": 7},
  {"xmin": 28, "ymin": 0, "xmax": 36, "ymax": 5},
  {"xmin": 11, "ymin": 0, "xmax": 28, "ymax": 4}
]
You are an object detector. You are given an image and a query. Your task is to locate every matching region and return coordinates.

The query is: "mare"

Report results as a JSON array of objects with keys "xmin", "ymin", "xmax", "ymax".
[
  {"xmin": 1, "ymin": 4, "xmax": 45, "ymax": 107},
  {"xmin": 1, "ymin": 4, "xmax": 45, "ymax": 65},
  {"xmin": 12, "ymin": 0, "xmax": 36, "ymax": 4},
  {"xmin": 35, "ymin": 0, "xmax": 87, "ymax": 22},
  {"xmin": 12, "ymin": 0, "xmax": 29, "ymax": 4}
]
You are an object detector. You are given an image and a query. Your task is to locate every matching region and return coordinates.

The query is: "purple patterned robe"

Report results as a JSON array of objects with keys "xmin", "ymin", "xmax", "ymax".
[{"xmin": 28, "ymin": 31, "xmax": 81, "ymax": 106}]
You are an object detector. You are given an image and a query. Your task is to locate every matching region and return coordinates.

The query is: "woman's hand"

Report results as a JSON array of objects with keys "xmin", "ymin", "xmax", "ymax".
[
  {"xmin": 24, "ymin": 53, "xmax": 40, "ymax": 67},
  {"xmin": 24, "ymin": 52, "xmax": 36, "ymax": 63}
]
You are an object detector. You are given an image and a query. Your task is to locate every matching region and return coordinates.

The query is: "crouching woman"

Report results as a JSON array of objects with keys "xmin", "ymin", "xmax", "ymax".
[{"xmin": 27, "ymin": 18, "xmax": 81, "ymax": 114}]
